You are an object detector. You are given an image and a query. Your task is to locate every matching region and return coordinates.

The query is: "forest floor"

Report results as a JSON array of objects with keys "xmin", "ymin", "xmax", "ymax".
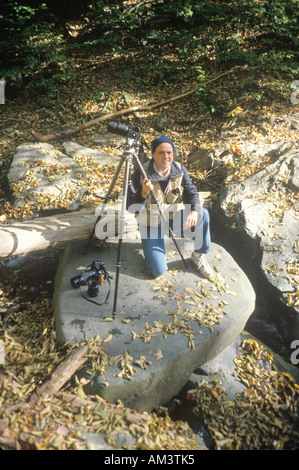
[
  {"xmin": 0, "ymin": 42, "xmax": 298, "ymax": 450},
  {"xmin": 1, "ymin": 43, "xmax": 298, "ymax": 219}
]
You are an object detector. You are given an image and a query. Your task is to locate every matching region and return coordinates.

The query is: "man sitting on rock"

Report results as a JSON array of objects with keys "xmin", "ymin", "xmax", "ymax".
[{"xmin": 127, "ymin": 135, "xmax": 213, "ymax": 279}]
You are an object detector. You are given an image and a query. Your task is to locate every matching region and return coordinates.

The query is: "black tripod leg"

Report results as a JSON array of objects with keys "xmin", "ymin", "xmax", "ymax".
[
  {"xmin": 112, "ymin": 156, "xmax": 132, "ymax": 317},
  {"xmin": 133, "ymin": 155, "xmax": 188, "ymax": 268},
  {"xmin": 168, "ymin": 228, "xmax": 188, "ymax": 267},
  {"xmin": 83, "ymin": 156, "xmax": 125, "ymax": 254}
]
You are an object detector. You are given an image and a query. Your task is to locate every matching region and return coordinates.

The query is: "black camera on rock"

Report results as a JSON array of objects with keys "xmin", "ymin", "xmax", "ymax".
[{"xmin": 71, "ymin": 261, "xmax": 110, "ymax": 298}]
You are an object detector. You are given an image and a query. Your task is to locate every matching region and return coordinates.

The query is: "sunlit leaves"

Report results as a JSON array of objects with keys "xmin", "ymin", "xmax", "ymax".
[{"xmin": 191, "ymin": 339, "xmax": 299, "ymax": 450}]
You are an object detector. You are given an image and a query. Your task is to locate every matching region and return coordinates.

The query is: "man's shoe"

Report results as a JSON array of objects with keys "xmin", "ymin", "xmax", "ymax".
[{"xmin": 191, "ymin": 252, "xmax": 214, "ymax": 278}]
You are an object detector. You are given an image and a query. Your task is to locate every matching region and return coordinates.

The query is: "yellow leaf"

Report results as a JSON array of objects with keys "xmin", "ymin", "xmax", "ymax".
[
  {"xmin": 131, "ymin": 331, "xmax": 139, "ymax": 340},
  {"xmin": 104, "ymin": 333, "xmax": 113, "ymax": 343},
  {"xmin": 153, "ymin": 349, "xmax": 163, "ymax": 360},
  {"xmin": 76, "ymin": 385, "xmax": 85, "ymax": 400}
]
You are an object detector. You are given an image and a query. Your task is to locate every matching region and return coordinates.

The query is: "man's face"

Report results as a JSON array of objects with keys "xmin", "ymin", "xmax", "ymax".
[{"xmin": 152, "ymin": 142, "xmax": 174, "ymax": 175}]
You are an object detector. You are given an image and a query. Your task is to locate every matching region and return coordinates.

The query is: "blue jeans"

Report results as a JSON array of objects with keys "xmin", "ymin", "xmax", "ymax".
[{"xmin": 140, "ymin": 207, "xmax": 211, "ymax": 278}]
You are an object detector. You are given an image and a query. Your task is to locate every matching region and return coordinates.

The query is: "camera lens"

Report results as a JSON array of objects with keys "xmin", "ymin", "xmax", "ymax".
[
  {"xmin": 87, "ymin": 279, "xmax": 99, "ymax": 297},
  {"xmin": 108, "ymin": 121, "xmax": 129, "ymax": 137},
  {"xmin": 70, "ymin": 275, "xmax": 81, "ymax": 289}
]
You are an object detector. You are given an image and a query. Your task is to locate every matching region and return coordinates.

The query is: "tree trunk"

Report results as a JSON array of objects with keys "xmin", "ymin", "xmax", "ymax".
[{"xmin": 0, "ymin": 207, "xmax": 136, "ymax": 258}]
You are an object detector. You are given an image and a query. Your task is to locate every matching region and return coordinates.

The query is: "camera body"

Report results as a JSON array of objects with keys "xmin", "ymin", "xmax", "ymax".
[{"xmin": 71, "ymin": 261, "xmax": 109, "ymax": 297}]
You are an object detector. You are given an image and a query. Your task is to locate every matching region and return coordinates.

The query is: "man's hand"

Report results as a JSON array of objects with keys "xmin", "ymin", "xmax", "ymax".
[
  {"xmin": 184, "ymin": 210, "xmax": 198, "ymax": 230},
  {"xmin": 141, "ymin": 178, "xmax": 153, "ymax": 198}
]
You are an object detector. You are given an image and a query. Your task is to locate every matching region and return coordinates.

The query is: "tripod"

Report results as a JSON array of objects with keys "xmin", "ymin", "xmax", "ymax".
[{"xmin": 84, "ymin": 121, "xmax": 187, "ymax": 318}]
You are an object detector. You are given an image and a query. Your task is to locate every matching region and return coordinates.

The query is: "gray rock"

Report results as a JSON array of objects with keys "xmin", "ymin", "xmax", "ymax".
[
  {"xmin": 217, "ymin": 145, "xmax": 299, "ymax": 341},
  {"xmin": 90, "ymin": 135, "xmax": 115, "ymax": 146},
  {"xmin": 6, "ymin": 143, "xmax": 88, "ymax": 212},
  {"xmin": 188, "ymin": 149, "xmax": 214, "ymax": 171},
  {"xmin": 190, "ymin": 335, "xmax": 246, "ymax": 400},
  {"xmin": 80, "ymin": 432, "xmax": 114, "ymax": 450},
  {"xmin": 91, "ymin": 134, "xmax": 126, "ymax": 147},
  {"xmin": 63, "ymin": 141, "xmax": 120, "ymax": 166},
  {"xmin": 288, "ymin": 154, "xmax": 299, "ymax": 192},
  {"xmin": 173, "ymin": 330, "xmax": 299, "ymax": 450},
  {"xmin": 190, "ymin": 330, "xmax": 299, "ymax": 393},
  {"xmin": 53, "ymin": 238, "xmax": 255, "ymax": 412},
  {"xmin": 152, "ymin": 117, "xmax": 171, "ymax": 132}
]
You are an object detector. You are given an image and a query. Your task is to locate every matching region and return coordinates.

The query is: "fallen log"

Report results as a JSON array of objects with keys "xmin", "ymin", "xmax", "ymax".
[
  {"xmin": 0, "ymin": 207, "xmax": 137, "ymax": 258},
  {"xmin": 31, "ymin": 69, "xmax": 238, "ymax": 142},
  {"xmin": 29, "ymin": 344, "xmax": 89, "ymax": 405},
  {"xmin": 0, "ymin": 192, "xmax": 211, "ymax": 258}
]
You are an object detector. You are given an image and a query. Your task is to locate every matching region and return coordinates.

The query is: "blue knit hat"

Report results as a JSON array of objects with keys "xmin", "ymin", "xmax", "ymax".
[{"xmin": 151, "ymin": 135, "xmax": 176, "ymax": 154}]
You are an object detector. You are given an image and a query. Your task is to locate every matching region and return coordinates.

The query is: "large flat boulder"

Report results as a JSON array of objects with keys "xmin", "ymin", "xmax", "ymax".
[
  {"xmin": 5, "ymin": 141, "xmax": 121, "ymax": 216},
  {"xmin": 6, "ymin": 143, "xmax": 88, "ymax": 212},
  {"xmin": 53, "ymin": 237, "xmax": 255, "ymax": 412}
]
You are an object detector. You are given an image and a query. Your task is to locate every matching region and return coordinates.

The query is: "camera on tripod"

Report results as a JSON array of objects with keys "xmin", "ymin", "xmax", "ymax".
[
  {"xmin": 83, "ymin": 120, "xmax": 187, "ymax": 317},
  {"xmin": 108, "ymin": 121, "xmax": 141, "ymax": 142},
  {"xmin": 71, "ymin": 261, "xmax": 110, "ymax": 298}
]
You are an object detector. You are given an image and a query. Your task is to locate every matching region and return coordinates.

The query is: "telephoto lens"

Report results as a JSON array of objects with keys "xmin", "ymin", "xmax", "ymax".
[
  {"xmin": 108, "ymin": 121, "xmax": 130, "ymax": 137},
  {"xmin": 70, "ymin": 275, "xmax": 81, "ymax": 289}
]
